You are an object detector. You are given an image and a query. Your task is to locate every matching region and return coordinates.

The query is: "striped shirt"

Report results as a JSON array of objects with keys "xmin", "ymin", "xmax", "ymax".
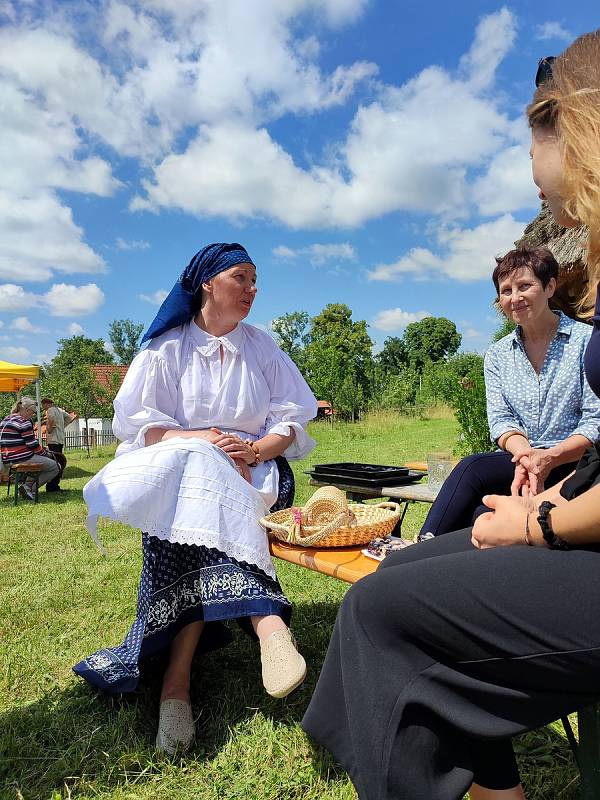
[{"xmin": 0, "ymin": 414, "xmax": 44, "ymax": 464}]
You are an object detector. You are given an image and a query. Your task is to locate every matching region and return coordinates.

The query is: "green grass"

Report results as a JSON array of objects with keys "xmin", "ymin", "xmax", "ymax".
[{"xmin": 0, "ymin": 412, "xmax": 581, "ymax": 799}]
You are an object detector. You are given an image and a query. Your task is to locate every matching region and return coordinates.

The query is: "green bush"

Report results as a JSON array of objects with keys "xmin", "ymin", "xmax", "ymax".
[{"xmin": 450, "ymin": 365, "xmax": 495, "ymax": 456}]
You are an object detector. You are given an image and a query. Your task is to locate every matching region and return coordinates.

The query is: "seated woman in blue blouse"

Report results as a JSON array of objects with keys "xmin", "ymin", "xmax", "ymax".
[{"xmin": 421, "ymin": 245, "xmax": 600, "ymax": 536}]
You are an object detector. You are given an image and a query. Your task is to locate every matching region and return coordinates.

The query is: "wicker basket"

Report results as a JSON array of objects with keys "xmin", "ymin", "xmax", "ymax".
[{"xmin": 260, "ymin": 485, "xmax": 402, "ymax": 548}]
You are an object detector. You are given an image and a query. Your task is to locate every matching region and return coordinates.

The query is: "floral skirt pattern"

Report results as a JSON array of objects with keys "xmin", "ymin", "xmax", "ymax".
[{"xmin": 73, "ymin": 457, "xmax": 295, "ymax": 694}]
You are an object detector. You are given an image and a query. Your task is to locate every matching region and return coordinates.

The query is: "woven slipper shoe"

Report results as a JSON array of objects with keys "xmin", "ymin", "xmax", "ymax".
[
  {"xmin": 156, "ymin": 699, "xmax": 195, "ymax": 755},
  {"xmin": 260, "ymin": 629, "xmax": 307, "ymax": 699}
]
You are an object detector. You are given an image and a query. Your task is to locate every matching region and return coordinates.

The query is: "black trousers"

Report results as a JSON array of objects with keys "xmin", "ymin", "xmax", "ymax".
[
  {"xmin": 420, "ymin": 450, "xmax": 576, "ymax": 537},
  {"xmin": 46, "ymin": 443, "xmax": 64, "ymax": 490},
  {"xmin": 302, "ymin": 529, "xmax": 600, "ymax": 800}
]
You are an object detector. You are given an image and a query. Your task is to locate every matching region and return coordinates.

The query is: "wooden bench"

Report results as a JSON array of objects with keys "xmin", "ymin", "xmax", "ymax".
[
  {"xmin": 269, "ymin": 538, "xmax": 379, "ymax": 584},
  {"xmin": 270, "ymin": 468, "xmax": 438, "ymax": 581},
  {"xmin": 269, "ymin": 472, "xmax": 600, "ymax": 799},
  {"xmin": 6, "ymin": 462, "xmax": 43, "ymax": 505}
]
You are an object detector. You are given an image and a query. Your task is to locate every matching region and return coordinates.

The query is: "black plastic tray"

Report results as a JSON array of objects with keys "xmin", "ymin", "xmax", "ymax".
[
  {"xmin": 311, "ymin": 462, "xmax": 409, "ymax": 479},
  {"xmin": 308, "ymin": 469, "xmax": 424, "ymax": 488}
]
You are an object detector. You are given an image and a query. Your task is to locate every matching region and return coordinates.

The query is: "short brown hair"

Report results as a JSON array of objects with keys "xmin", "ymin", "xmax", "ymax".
[
  {"xmin": 492, "ymin": 247, "xmax": 558, "ymax": 294},
  {"xmin": 41, "ymin": 397, "xmax": 54, "ymax": 405}
]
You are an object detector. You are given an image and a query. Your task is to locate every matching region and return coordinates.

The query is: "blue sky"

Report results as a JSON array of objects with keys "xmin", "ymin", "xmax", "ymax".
[{"xmin": 0, "ymin": 1, "xmax": 598, "ymax": 365}]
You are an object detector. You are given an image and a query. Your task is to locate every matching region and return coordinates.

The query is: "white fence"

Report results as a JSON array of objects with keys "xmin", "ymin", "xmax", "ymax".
[{"xmin": 42, "ymin": 430, "xmax": 117, "ymax": 451}]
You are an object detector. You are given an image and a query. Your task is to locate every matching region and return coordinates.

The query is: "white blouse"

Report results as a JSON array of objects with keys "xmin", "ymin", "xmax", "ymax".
[
  {"xmin": 112, "ymin": 320, "xmax": 317, "ymax": 499},
  {"xmin": 83, "ymin": 321, "xmax": 317, "ymax": 575}
]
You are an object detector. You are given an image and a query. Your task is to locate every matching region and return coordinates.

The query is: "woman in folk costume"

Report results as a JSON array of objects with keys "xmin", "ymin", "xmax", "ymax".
[{"xmin": 74, "ymin": 243, "xmax": 317, "ymax": 754}]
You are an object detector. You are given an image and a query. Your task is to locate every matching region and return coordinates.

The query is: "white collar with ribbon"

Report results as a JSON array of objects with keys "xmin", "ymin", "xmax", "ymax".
[{"xmin": 189, "ymin": 320, "xmax": 243, "ymax": 357}]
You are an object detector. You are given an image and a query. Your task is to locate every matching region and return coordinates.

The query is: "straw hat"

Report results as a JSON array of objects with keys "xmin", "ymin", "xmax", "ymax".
[{"xmin": 260, "ymin": 485, "xmax": 402, "ymax": 548}]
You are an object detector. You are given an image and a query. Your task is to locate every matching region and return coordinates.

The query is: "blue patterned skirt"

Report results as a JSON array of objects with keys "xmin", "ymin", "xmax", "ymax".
[{"xmin": 73, "ymin": 457, "xmax": 294, "ymax": 694}]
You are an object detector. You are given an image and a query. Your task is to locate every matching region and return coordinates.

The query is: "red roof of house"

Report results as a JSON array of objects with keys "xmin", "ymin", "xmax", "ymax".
[
  {"xmin": 317, "ymin": 400, "xmax": 332, "ymax": 408},
  {"xmin": 92, "ymin": 364, "xmax": 129, "ymax": 390}
]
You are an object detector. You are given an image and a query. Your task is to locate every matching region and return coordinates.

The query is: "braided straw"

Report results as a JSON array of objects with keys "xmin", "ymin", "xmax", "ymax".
[
  {"xmin": 260, "ymin": 484, "xmax": 402, "ymax": 548},
  {"xmin": 304, "ymin": 486, "xmax": 352, "ymax": 526}
]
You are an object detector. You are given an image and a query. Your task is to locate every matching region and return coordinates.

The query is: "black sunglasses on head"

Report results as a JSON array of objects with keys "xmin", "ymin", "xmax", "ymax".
[{"xmin": 535, "ymin": 56, "xmax": 556, "ymax": 87}]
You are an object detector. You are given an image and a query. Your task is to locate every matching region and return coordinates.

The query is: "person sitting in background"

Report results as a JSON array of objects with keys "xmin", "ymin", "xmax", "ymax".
[
  {"xmin": 420, "ymin": 246, "xmax": 600, "ymax": 537},
  {"xmin": 0, "ymin": 396, "xmax": 60, "ymax": 499},
  {"xmin": 41, "ymin": 397, "xmax": 72, "ymax": 492}
]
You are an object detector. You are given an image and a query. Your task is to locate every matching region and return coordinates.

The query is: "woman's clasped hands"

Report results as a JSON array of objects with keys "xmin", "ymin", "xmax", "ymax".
[
  {"xmin": 510, "ymin": 447, "xmax": 556, "ymax": 495},
  {"xmin": 196, "ymin": 427, "xmax": 257, "ymax": 482}
]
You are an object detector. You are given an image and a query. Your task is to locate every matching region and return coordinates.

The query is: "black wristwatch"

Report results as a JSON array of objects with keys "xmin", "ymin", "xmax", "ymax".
[{"xmin": 537, "ymin": 501, "xmax": 571, "ymax": 550}]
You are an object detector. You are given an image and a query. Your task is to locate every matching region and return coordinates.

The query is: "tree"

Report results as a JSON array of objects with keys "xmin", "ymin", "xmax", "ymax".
[
  {"xmin": 51, "ymin": 365, "xmax": 117, "ymax": 455},
  {"xmin": 493, "ymin": 315, "xmax": 516, "ymax": 342},
  {"xmin": 304, "ymin": 303, "xmax": 374, "ymax": 421},
  {"xmin": 40, "ymin": 335, "xmax": 117, "ymax": 455},
  {"xmin": 109, "ymin": 319, "xmax": 144, "ymax": 364},
  {"xmin": 418, "ymin": 352, "xmax": 486, "ymax": 407},
  {"xmin": 402, "ymin": 317, "xmax": 461, "ymax": 371},
  {"xmin": 50, "ymin": 335, "xmax": 114, "ymax": 371},
  {"xmin": 377, "ymin": 337, "xmax": 408, "ymax": 374},
  {"xmin": 380, "ymin": 367, "xmax": 419, "ymax": 409},
  {"xmin": 450, "ymin": 363, "xmax": 495, "ymax": 457},
  {"xmin": 271, "ymin": 311, "xmax": 310, "ymax": 373}
]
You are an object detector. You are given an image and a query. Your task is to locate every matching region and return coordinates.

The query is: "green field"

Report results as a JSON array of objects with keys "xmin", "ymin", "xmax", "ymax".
[{"xmin": 0, "ymin": 411, "xmax": 580, "ymax": 799}]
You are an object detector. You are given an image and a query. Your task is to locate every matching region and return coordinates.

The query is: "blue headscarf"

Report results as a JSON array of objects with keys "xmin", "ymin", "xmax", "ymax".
[{"xmin": 141, "ymin": 242, "xmax": 255, "ymax": 343}]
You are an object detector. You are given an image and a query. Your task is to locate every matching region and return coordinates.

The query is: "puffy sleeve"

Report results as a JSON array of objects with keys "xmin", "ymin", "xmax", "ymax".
[
  {"xmin": 260, "ymin": 347, "xmax": 318, "ymax": 460},
  {"xmin": 112, "ymin": 349, "xmax": 183, "ymax": 455}
]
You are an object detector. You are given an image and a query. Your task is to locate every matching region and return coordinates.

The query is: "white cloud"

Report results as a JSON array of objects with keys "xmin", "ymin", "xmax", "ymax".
[
  {"xmin": 459, "ymin": 7, "xmax": 517, "ymax": 92},
  {"xmin": 367, "ymin": 247, "xmax": 443, "ymax": 281},
  {"xmin": 12, "ymin": 316, "xmax": 44, "ymax": 333},
  {"xmin": 371, "ymin": 308, "xmax": 430, "ymax": 332},
  {"xmin": 0, "ymin": 1, "xmax": 17, "ymax": 24},
  {"xmin": 472, "ymin": 141, "xmax": 539, "ymax": 216},
  {"xmin": 368, "ymin": 215, "xmax": 526, "ymax": 283},
  {"xmin": 104, "ymin": 340, "xmax": 115, "ymax": 355},
  {"xmin": 0, "ymin": 2, "xmax": 377, "ymax": 260},
  {"xmin": 0, "ymin": 284, "xmax": 40, "ymax": 312},
  {"xmin": 0, "ymin": 82, "xmax": 112, "ymax": 197},
  {"xmin": 0, "ymin": 282, "xmax": 104, "ymax": 317},
  {"xmin": 116, "ymin": 237, "xmax": 151, "ymax": 251},
  {"xmin": 0, "ymin": 2, "xmax": 529, "ymax": 281},
  {"xmin": 43, "ymin": 283, "xmax": 105, "ymax": 317},
  {"xmin": 273, "ymin": 242, "xmax": 356, "ymax": 264},
  {"xmin": 535, "ymin": 22, "xmax": 572, "ymax": 42},
  {"xmin": 0, "ymin": 190, "xmax": 107, "ymax": 282},
  {"xmin": 0, "ymin": 4, "xmax": 376, "ymax": 163},
  {"xmin": 0, "ymin": 77, "xmax": 115, "ymax": 282},
  {"xmin": 139, "ymin": 289, "xmax": 169, "ymax": 305},
  {"xmin": 0, "ymin": 345, "xmax": 31, "ymax": 362},
  {"xmin": 33, "ymin": 353, "xmax": 54, "ymax": 364},
  {"xmin": 132, "ymin": 10, "xmax": 522, "ymax": 228},
  {"xmin": 463, "ymin": 327, "xmax": 483, "ymax": 339},
  {"xmin": 272, "ymin": 246, "xmax": 297, "ymax": 259},
  {"xmin": 67, "ymin": 322, "xmax": 85, "ymax": 336}
]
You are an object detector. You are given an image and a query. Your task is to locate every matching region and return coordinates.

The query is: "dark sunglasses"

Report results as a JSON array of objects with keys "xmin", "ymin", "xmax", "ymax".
[{"xmin": 535, "ymin": 56, "xmax": 556, "ymax": 87}]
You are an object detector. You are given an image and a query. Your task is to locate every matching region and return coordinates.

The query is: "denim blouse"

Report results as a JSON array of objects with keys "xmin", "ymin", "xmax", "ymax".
[{"xmin": 484, "ymin": 311, "xmax": 600, "ymax": 448}]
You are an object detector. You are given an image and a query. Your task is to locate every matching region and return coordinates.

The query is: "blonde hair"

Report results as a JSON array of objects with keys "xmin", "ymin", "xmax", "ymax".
[
  {"xmin": 11, "ymin": 396, "xmax": 36, "ymax": 414},
  {"xmin": 527, "ymin": 30, "xmax": 600, "ymax": 316}
]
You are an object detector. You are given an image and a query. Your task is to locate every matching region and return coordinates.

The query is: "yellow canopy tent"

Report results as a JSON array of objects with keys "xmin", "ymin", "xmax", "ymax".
[
  {"xmin": 0, "ymin": 360, "xmax": 40, "ymax": 392},
  {"xmin": 0, "ymin": 360, "xmax": 42, "ymax": 441}
]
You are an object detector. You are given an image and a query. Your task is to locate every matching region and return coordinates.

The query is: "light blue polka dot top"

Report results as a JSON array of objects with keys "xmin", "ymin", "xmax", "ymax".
[{"xmin": 484, "ymin": 311, "xmax": 600, "ymax": 447}]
